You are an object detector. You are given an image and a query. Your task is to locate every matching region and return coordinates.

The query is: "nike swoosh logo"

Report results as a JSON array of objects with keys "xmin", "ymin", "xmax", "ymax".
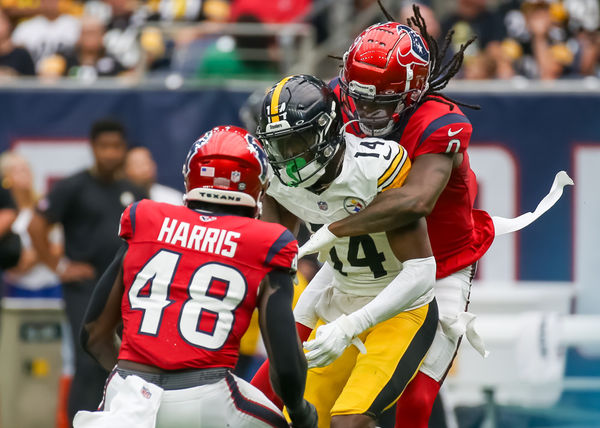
[
  {"xmin": 448, "ymin": 127, "xmax": 463, "ymax": 137},
  {"xmin": 383, "ymin": 147, "xmax": 392, "ymax": 160}
]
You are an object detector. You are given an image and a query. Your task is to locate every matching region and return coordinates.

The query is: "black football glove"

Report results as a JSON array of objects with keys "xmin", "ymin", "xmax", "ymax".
[{"xmin": 288, "ymin": 400, "xmax": 318, "ymax": 428}]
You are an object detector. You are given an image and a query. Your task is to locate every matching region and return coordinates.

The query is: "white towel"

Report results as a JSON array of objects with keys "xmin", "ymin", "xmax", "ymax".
[
  {"xmin": 440, "ymin": 312, "xmax": 489, "ymax": 358},
  {"xmin": 492, "ymin": 171, "xmax": 573, "ymax": 236}
]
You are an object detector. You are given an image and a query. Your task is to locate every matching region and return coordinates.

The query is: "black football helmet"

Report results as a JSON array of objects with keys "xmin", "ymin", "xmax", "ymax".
[{"xmin": 257, "ymin": 74, "xmax": 343, "ymax": 188}]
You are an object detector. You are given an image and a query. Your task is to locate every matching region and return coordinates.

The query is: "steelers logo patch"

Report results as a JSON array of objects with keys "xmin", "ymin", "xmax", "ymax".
[{"xmin": 343, "ymin": 197, "xmax": 365, "ymax": 214}]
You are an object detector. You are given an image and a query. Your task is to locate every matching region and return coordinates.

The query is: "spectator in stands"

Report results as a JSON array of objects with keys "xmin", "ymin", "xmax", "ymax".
[
  {"xmin": 441, "ymin": 0, "xmax": 514, "ymax": 79},
  {"xmin": 0, "ymin": 164, "xmax": 18, "ymax": 271},
  {"xmin": 563, "ymin": 0, "xmax": 600, "ymax": 77},
  {"xmin": 52, "ymin": 15, "xmax": 126, "ymax": 80},
  {"xmin": 0, "ymin": 152, "xmax": 62, "ymax": 298},
  {"xmin": 139, "ymin": 26, "xmax": 172, "ymax": 74},
  {"xmin": 0, "ymin": 0, "xmax": 81, "ymax": 21},
  {"xmin": 83, "ymin": 0, "xmax": 145, "ymax": 71},
  {"xmin": 500, "ymin": 0, "xmax": 592, "ymax": 79},
  {"xmin": 230, "ymin": 0, "xmax": 311, "ymax": 23},
  {"xmin": 400, "ymin": 0, "xmax": 441, "ymax": 40},
  {"xmin": 124, "ymin": 146, "xmax": 183, "ymax": 205},
  {"xmin": 196, "ymin": 14, "xmax": 278, "ymax": 79},
  {"xmin": 11, "ymin": 0, "xmax": 80, "ymax": 70},
  {"xmin": 0, "ymin": 8, "xmax": 35, "ymax": 77},
  {"xmin": 28, "ymin": 119, "xmax": 146, "ymax": 424},
  {"xmin": 145, "ymin": 0, "xmax": 230, "ymax": 22}
]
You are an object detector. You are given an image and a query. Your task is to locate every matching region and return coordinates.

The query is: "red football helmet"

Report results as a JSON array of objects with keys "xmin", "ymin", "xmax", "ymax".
[
  {"xmin": 182, "ymin": 126, "xmax": 270, "ymax": 215},
  {"xmin": 341, "ymin": 22, "xmax": 431, "ymax": 136}
]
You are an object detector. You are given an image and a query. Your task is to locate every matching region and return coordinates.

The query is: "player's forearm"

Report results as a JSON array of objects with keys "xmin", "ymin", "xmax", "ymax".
[
  {"xmin": 82, "ymin": 243, "xmax": 127, "ymax": 327},
  {"xmin": 28, "ymin": 213, "xmax": 59, "ymax": 269},
  {"xmin": 533, "ymin": 36, "xmax": 560, "ymax": 80},
  {"xmin": 267, "ymin": 331, "xmax": 307, "ymax": 412},
  {"xmin": 81, "ymin": 244, "xmax": 127, "ymax": 369},
  {"xmin": 293, "ymin": 262, "xmax": 334, "ymax": 329},
  {"xmin": 260, "ymin": 272, "xmax": 307, "ymax": 411},
  {"xmin": 347, "ymin": 256, "xmax": 436, "ymax": 332},
  {"xmin": 329, "ymin": 189, "xmax": 425, "ymax": 237},
  {"xmin": 0, "ymin": 209, "xmax": 16, "ymax": 237},
  {"xmin": 84, "ymin": 331, "xmax": 120, "ymax": 371}
]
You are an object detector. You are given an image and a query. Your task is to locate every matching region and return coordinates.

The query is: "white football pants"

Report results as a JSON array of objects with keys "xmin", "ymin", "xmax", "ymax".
[
  {"xmin": 102, "ymin": 370, "xmax": 288, "ymax": 428},
  {"xmin": 420, "ymin": 264, "xmax": 475, "ymax": 382}
]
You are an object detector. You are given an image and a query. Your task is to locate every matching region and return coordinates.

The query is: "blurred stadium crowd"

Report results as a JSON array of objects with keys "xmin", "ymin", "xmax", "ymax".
[{"xmin": 0, "ymin": 0, "xmax": 598, "ymax": 82}]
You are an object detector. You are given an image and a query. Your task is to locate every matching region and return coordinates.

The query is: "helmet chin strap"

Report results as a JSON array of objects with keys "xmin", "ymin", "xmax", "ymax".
[
  {"xmin": 341, "ymin": 119, "xmax": 360, "ymax": 134},
  {"xmin": 296, "ymin": 166, "xmax": 327, "ymax": 188},
  {"xmin": 358, "ymin": 119, "xmax": 395, "ymax": 137},
  {"xmin": 290, "ymin": 139, "xmax": 343, "ymax": 191}
]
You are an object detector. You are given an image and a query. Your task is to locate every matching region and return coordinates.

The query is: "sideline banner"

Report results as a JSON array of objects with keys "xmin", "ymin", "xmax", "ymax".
[{"xmin": 0, "ymin": 88, "xmax": 598, "ymax": 287}]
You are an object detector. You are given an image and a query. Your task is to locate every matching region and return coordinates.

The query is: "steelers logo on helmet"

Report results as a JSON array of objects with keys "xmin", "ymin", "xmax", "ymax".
[{"xmin": 257, "ymin": 75, "xmax": 343, "ymax": 189}]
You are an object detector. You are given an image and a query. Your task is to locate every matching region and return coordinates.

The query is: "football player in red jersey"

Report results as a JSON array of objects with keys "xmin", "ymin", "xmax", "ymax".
[
  {"xmin": 76, "ymin": 126, "xmax": 317, "ymax": 428},
  {"xmin": 299, "ymin": 7, "xmax": 492, "ymax": 428}
]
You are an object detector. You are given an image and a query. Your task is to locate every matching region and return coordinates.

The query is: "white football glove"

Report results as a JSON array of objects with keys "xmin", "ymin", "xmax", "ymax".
[
  {"xmin": 303, "ymin": 314, "xmax": 367, "ymax": 368},
  {"xmin": 298, "ymin": 224, "xmax": 338, "ymax": 262}
]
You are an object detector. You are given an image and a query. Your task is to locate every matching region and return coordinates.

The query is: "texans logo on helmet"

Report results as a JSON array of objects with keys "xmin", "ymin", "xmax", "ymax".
[
  {"xmin": 245, "ymin": 134, "xmax": 269, "ymax": 184},
  {"xmin": 183, "ymin": 130, "xmax": 214, "ymax": 175},
  {"xmin": 395, "ymin": 24, "xmax": 429, "ymax": 66}
]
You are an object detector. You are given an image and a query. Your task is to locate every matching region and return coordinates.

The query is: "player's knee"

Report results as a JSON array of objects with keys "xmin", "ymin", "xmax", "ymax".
[
  {"xmin": 331, "ymin": 414, "xmax": 376, "ymax": 428},
  {"xmin": 395, "ymin": 372, "xmax": 440, "ymax": 428}
]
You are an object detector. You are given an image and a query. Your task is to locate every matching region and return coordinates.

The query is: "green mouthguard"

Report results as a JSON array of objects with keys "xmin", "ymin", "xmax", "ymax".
[{"xmin": 285, "ymin": 158, "xmax": 306, "ymax": 186}]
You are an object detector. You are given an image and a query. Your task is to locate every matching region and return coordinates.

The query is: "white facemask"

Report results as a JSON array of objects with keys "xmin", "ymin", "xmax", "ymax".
[{"xmin": 358, "ymin": 119, "xmax": 395, "ymax": 137}]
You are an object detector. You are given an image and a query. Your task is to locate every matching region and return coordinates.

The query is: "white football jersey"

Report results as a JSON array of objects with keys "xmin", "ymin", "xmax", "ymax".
[{"xmin": 268, "ymin": 132, "xmax": 411, "ymax": 296}]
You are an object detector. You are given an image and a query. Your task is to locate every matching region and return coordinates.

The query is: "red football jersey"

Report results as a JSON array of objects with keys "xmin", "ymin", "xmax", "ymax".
[
  {"xmin": 332, "ymin": 78, "xmax": 495, "ymax": 279},
  {"xmin": 117, "ymin": 199, "xmax": 297, "ymax": 370}
]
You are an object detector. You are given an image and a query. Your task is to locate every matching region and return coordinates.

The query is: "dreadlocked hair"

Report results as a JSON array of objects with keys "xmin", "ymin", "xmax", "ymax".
[
  {"xmin": 376, "ymin": 1, "xmax": 480, "ymax": 111},
  {"xmin": 407, "ymin": 4, "xmax": 480, "ymax": 110}
]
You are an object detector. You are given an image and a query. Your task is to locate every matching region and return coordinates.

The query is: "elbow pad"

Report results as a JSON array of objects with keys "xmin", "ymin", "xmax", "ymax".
[{"xmin": 347, "ymin": 256, "xmax": 436, "ymax": 333}]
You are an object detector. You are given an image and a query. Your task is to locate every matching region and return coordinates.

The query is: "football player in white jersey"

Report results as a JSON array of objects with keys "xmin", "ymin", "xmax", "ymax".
[{"xmin": 254, "ymin": 74, "xmax": 439, "ymax": 428}]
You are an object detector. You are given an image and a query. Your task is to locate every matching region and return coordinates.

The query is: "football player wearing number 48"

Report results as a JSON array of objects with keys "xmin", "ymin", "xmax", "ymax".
[
  {"xmin": 253, "ymin": 74, "xmax": 438, "ymax": 428},
  {"xmin": 74, "ymin": 126, "xmax": 317, "ymax": 428}
]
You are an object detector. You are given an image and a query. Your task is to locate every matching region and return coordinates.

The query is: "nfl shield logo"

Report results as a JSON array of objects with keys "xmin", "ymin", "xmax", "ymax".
[
  {"xmin": 141, "ymin": 386, "xmax": 152, "ymax": 399},
  {"xmin": 231, "ymin": 171, "xmax": 241, "ymax": 183},
  {"xmin": 317, "ymin": 201, "xmax": 328, "ymax": 211}
]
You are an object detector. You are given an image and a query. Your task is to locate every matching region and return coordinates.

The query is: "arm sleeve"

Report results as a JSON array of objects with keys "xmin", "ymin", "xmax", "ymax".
[
  {"xmin": 260, "ymin": 269, "xmax": 307, "ymax": 412},
  {"xmin": 413, "ymin": 113, "xmax": 473, "ymax": 157},
  {"xmin": 293, "ymin": 262, "xmax": 334, "ymax": 329},
  {"xmin": 347, "ymin": 256, "xmax": 436, "ymax": 332},
  {"xmin": 264, "ymin": 228, "xmax": 298, "ymax": 273},
  {"xmin": 80, "ymin": 242, "xmax": 128, "ymax": 353}
]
